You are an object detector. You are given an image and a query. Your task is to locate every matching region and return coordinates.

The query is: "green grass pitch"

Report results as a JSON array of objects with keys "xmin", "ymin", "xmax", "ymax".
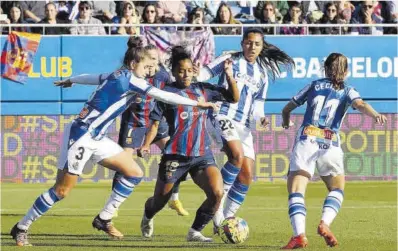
[{"xmin": 1, "ymin": 181, "xmax": 396, "ymax": 251}]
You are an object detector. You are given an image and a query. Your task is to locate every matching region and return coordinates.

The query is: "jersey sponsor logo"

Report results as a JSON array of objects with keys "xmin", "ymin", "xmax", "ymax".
[
  {"xmin": 180, "ymin": 111, "xmax": 202, "ymax": 120},
  {"xmin": 303, "ymin": 125, "xmax": 337, "ymax": 141},
  {"xmin": 318, "ymin": 142, "xmax": 330, "ymax": 149},
  {"xmin": 79, "ymin": 107, "xmax": 89, "ymax": 119}
]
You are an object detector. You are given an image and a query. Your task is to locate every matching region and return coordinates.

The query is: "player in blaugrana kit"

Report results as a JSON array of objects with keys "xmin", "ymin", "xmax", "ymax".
[
  {"xmin": 138, "ymin": 46, "xmax": 240, "ymax": 242},
  {"xmin": 10, "ymin": 37, "xmax": 217, "ymax": 246},
  {"xmin": 194, "ymin": 28, "xmax": 295, "ymax": 230},
  {"xmin": 280, "ymin": 53, "xmax": 387, "ymax": 249},
  {"xmin": 54, "ymin": 44, "xmax": 190, "ymax": 216},
  {"xmin": 116, "ymin": 62, "xmax": 190, "ymax": 216}
]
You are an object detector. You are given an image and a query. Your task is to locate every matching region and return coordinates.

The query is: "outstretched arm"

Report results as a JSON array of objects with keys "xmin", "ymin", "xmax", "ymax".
[
  {"xmin": 147, "ymin": 87, "xmax": 218, "ymax": 110},
  {"xmin": 54, "ymin": 73, "xmax": 110, "ymax": 87},
  {"xmin": 352, "ymin": 99, "xmax": 387, "ymax": 125}
]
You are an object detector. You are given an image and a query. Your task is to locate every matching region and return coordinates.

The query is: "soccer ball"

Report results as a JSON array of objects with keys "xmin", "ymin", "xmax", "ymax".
[{"xmin": 219, "ymin": 216, "xmax": 249, "ymax": 244}]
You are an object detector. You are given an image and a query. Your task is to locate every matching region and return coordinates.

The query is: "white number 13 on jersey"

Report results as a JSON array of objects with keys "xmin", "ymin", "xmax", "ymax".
[{"xmin": 312, "ymin": 96, "xmax": 339, "ymax": 127}]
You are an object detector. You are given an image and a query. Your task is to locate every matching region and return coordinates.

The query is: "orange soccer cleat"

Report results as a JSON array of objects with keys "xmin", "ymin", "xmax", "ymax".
[
  {"xmin": 317, "ymin": 221, "xmax": 338, "ymax": 247},
  {"xmin": 281, "ymin": 234, "xmax": 308, "ymax": 249}
]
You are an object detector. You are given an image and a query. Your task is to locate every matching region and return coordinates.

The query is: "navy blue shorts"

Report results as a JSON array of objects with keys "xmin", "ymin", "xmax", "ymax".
[
  {"xmin": 158, "ymin": 154, "xmax": 217, "ymax": 183},
  {"xmin": 118, "ymin": 122, "xmax": 169, "ymax": 148}
]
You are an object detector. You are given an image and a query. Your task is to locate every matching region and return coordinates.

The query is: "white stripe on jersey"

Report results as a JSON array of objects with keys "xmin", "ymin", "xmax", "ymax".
[
  {"xmin": 219, "ymin": 55, "xmax": 268, "ymax": 127},
  {"xmin": 88, "ymin": 95, "xmax": 131, "ymax": 139}
]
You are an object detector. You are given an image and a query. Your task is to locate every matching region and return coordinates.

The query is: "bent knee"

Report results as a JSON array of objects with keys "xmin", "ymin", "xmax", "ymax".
[
  {"xmin": 230, "ymin": 152, "xmax": 244, "ymax": 167},
  {"xmin": 209, "ymin": 189, "xmax": 224, "ymax": 204},
  {"xmin": 54, "ymin": 185, "xmax": 71, "ymax": 199}
]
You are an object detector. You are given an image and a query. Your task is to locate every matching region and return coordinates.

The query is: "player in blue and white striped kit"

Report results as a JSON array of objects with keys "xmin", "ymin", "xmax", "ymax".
[
  {"xmin": 281, "ymin": 53, "xmax": 387, "ymax": 249},
  {"xmin": 10, "ymin": 37, "xmax": 217, "ymax": 247},
  {"xmin": 195, "ymin": 28, "xmax": 295, "ymax": 229}
]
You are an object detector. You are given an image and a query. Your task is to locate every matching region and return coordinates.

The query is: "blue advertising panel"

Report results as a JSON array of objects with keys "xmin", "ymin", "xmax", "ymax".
[{"xmin": 1, "ymin": 35, "xmax": 397, "ymax": 115}]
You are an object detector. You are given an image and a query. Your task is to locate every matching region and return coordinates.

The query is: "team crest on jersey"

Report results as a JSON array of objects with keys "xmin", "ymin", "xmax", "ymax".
[
  {"xmin": 135, "ymin": 96, "xmax": 143, "ymax": 103},
  {"xmin": 180, "ymin": 112, "xmax": 189, "ymax": 120},
  {"xmin": 79, "ymin": 107, "xmax": 89, "ymax": 119}
]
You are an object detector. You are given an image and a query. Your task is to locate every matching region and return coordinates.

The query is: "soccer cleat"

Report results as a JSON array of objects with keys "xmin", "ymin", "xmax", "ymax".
[
  {"xmin": 10, "ymin": 223, "xmax": 32, "ymax": 247},
  {"xmin": 141, "ymin": 214, "xmax": 154, "ymax": 238},
  {"xmin": 317, "ymin": 221, "xmax": 338, "ymax": 247},
  {"xmin": 281, "ymin": 234, "xmax": 308, "ymax": 249},
  {"xmin": 186, "ymin": 230, "xmax": 213, "ymax": 242},
  {"xmin": 92, "ymin": 215, "xmax": 123, "ymax": 239},
  {"xmin": 168, "ymin": 200, "xmax": 189, "ymax": 216}
]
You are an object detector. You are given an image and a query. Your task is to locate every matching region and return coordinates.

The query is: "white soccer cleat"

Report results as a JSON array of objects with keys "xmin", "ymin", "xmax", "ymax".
[
  {"xmin": 186, "ymin": 229, "xmax": 213, "ymax": 242},
  {"xmin": 140, "ymin": 214, "xmax": 154, "ymax": 238}
]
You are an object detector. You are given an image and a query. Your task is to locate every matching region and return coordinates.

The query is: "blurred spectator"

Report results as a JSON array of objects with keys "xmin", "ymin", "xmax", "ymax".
[
  {"xmin": 184, "ymin": 7, "xmax": 206, "ymax": 31},
  {"xmin": 280, "ymin": 2, "xmax": 307, "ymax": 35},
  {"xmin": 142, "ymin": 3, "xmax": 161, "ymax": 24},
  {"xmin": 255, "ymin": 1, "xmax": 282, "ymax": 35},
  {"xmin": 55, "ymin": 1, "xmax": 73, "ymax": 21},
  {"xmin": 351, "ymin": 1, "xmax": 383, "ymax": 35},
  {"xmin": 70, "ymin": 1, "xmax": 106, "ymax": 35},
  {"xmin": 337, "ymin": 0, "xmax": 355, "ymax": 25},
  {"xmin": 186, "ymin": 0, "xmax": 221, "ymax": 23},
  {"xmin": 90, "ymin": 1, "xmax": 116, "ymax": 24},
  {"xmin": 19, "ymin": 1, "xmax": 46, "ymax": 23},
  {"xmin": 313, "ymin": 2, "xmax": 342, "ymax": 35},
  {"xmin": 300, "ymin": 0, "xmax": 326, "ymax": 22},
  {"xmin": 35, "ymin": 2, "xmax": 70, "ymax": 35},
  {"xmin": 112, "ymin": 1, "xmax": 140, "ymax": 35},
  {"xmin": 1, "ymin": 1, "xmax": 16, "ymax": 18},
  {"xmin": 255, "ymin": 1, "xmax": 288, "ymax": 20},
  {"xmin": 2, "ymin": 3, "xmax": 31, "ymax": 34},
  {"xmin": 156, "ymin": 1, "xmax": 187, "ymax": 23},
  {"xmin": 382, "ymin": 0, "xmax": 397, "ymax": 34},
  {"xmin": 211, "ymin": 2, "xmax": 242, "ymax": 35}
]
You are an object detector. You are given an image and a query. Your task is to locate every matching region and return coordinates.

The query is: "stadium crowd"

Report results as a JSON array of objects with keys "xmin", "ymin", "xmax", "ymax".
[{"xmin": 0, "ymin": 0, "xmax": 397, "ymax": 35}]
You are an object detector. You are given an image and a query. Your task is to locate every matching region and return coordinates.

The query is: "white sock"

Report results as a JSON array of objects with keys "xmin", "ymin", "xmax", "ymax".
[
  {"xmin": 288, "ymin": 193, "xmax": 306, "ymax": 236},
  {"xmin": 223, "ymin": 179, "xmax": 249, "ymax": 218},
  {"xmin": 99, "ymin": 176, "xmax": 141, "ymax": 220},
  {"xmin": 321, "ymin": 189, "xmax": 344, "ymax": 226},
  {"xmin": 170, "ymin": 192, "xmax": 179, "ymax": 201}
]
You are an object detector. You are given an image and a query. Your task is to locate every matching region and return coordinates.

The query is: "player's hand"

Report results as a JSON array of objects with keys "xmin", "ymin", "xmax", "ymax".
[
  {"xmin": 197, "ymin": 97, "xmax": 220, "ymax": 111},
  {"xmin": 375, "ymin": 114, "xmax": 387, "ymax": 125},
  {"xmin": 137, "ymin": 145, "xmax": 150, "ymax": 158},
  {"xmin": 224, "ymin": 59, "xmax": 233, "ymax": 78},
  {"xmin": 54, "ymin": 79, "xmax": 73, "ymax": 88},
  {"xmin": 259, "ymin": 117, "xmax": 270, "ymax": 128},
  {"xmin": 282, "ymin": 120, "xmax": 294, "ymax": 129},
  {"xmin": 193, "ymin": 60, "xmax": 201, "ymax": 77}
]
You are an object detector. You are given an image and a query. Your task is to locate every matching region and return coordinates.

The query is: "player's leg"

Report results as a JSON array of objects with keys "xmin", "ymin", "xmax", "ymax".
[
  {"xmin": 212, "ymin": 116, "xmax": 243, "ymax": 228},
  {"xmin": 282, "ymin": 140, "xmax": 318, "ymax": 249},
  {"xmin": 223, "ymin": 156, "xmax": 253, "ymax": 218},
  {"xmin": 111, "ymin": 126, "xmax": 146, "ymax": 217},
  {"xmin": 11, "ymin": 168, "xmax": 78, "ymax": 246},
  {"xmin": 141, "ymin": 155, "xmax": 186, "ymax": 237},
  {"xmin": 223, "ymin": 126, "xmax": 255, "ymax": 218},
  {"xmin": 93, "ymin": 137, "xmax": 144, "ymax": 239},
  {"xmin": 188, "ymin": 160, "xmax": 223, "ymax": 242},
  {"xmin": 11, "ymin": 124, "xmax": 85, "ymax": 246},
  {"xmin": 316, "ymin": 145, "xmax": 345, "ymax": 247}
]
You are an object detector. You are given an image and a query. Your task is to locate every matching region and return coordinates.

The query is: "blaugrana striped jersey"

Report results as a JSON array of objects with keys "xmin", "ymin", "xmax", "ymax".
[
  {"xmin": 75, "ymin": 69, "xmax": 154, "ymax": 140},
  {"xmin": 292, "ymin": 78, "xmax": 361, "ymax": 135},
  {"xmin": 121, "ymin": 68, "xmax": 170, "ymax": 128},
  {"xmin": 150, "ymin": 82, "xmax": 227, "ymax": 157},
  {"xmin": 203, "ymin": 53, "xmax": 268, "ymax": 128}
]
